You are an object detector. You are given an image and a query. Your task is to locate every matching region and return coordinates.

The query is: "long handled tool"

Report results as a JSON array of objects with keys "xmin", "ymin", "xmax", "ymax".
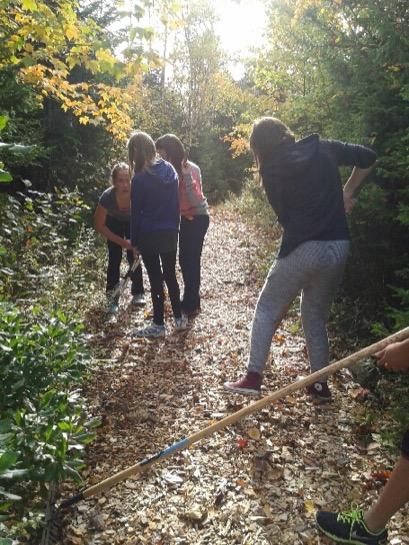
[
  {"xmin": 42, "ymin": 326, "xmax": 409, "ymax": 544},
  {"xmin": 111, "ymin": 255, "xmax": 142, "ymax": 300}
]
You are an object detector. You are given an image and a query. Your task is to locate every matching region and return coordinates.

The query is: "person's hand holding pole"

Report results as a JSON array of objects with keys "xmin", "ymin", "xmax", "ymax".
[{"xmin": 375, "ymin": 338, "xmax": 409, "ymax": 372}]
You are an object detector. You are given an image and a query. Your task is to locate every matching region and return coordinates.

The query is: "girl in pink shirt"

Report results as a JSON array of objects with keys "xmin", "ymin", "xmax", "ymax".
[{"xmin": 156, "ymin": 134, "xmax": 209, "ymax": 316}]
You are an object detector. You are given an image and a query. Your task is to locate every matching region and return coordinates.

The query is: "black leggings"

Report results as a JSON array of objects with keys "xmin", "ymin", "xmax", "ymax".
[
  {"xmin": 106, "ymin": 216, "xmax": 144, "ymax": 295},
  {"xmin": 179, "ymin": 214, "xmax": 209, "ymax": 312},
  {"xmin": 142, "ymin": 251, "xmax": 181, "ymax": 325}
]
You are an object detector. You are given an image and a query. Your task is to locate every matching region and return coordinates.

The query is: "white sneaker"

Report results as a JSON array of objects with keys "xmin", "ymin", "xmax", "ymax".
[
  {"xmin": 131, "ymin": 293, "xmax": 146, "ymax": 306},
  {"xmin": 174, "ymin": 314, "xmax": 188, "ymax": 331},
  {"xmin": 132, "ymin": 323, "xmax": 166, "ymax": 338}
]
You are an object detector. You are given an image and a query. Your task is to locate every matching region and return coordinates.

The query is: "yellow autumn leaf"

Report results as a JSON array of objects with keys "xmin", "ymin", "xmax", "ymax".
[
  {"xmin": 247, "ymin": 426, "xmax": 261, "ymax": 440},
  {"xmin": 79, "ymin": 116, "xmax": 89, "ymax": 125},
  {"xmin": 65, "ymin": 25, "xmax": 78, "ymax": 41},
  {"xmin": 304, "ymin": 499, "xmax": 316, "ymax": 515},
  {"xmin": 95, "ymin": 48, "xmax": 116, "ymax": 67},
  {"xmin": 22, "ymin": 0, "xmax": 38, "ymax": 11}
]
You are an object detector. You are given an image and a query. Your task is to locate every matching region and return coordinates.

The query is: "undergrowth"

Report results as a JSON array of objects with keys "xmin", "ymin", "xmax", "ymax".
[{"xmin": 0, "ymin": 190, "xmax": 104, "ymax": 543}]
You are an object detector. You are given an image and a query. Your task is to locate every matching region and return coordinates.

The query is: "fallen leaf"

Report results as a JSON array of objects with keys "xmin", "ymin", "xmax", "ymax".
[
  {"xmin": 304, "ymin": 499, "xmax": 316, "ymax": 515},
  {"xmin": 247, "ymin": 426, "xmax": 261, "ymax": 440}
]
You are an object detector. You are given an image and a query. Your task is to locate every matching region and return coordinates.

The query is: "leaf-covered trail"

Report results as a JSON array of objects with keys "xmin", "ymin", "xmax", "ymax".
[{"xmin": 62, "ymin": 208, "xmax": 409, "ymax": 545}]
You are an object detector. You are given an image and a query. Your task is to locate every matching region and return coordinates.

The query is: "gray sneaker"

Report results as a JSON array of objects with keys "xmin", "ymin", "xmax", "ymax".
[
  {"xmin": 132, "ymin": 323, "xmax": 166, "ymax": 338},
  {"xmin": 174, "ymin": 314, "xmax": 188, "ymax": 331},
  {"xmin": 131, "ymin": 293, "xmax": 146, "ymax": 307},
  {"xmin": 106, "ymin": 291, "xmax": 119, "ymax": 313}
]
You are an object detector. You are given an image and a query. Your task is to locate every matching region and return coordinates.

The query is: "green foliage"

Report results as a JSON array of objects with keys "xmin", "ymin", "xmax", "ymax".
[
  {"xmin": 0, "ymin": 302, "xmax": 98, "ymax": 538},
  {"xmin": 228, "ymin": 177, "xmax": 276, "ymax": 233},
  {"xmin": 0, "ymin": 189, "xmax": 96, "ymax": 307},
  {"xmin": 0, "ymin": 114, "xmax": 36, "ymax": 184},
  {"xmin": 0, "ymin": 187, "xmax": 103, "ymax": 540}
]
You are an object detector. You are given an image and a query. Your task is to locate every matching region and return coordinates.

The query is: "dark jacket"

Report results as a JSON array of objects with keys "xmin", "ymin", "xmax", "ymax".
[
  {"xmin": 260, "ymin": 134, "xmax": 377, "ymax": 257},
  {"xmin": 130, "ymin": 159, "xmax": 180, "ymax": 248}
]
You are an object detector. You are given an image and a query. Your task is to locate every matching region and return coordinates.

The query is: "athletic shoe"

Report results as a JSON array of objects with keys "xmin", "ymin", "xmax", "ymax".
[
  {"xmin": 307, "ymin": 381, "xmax": 332, "ymax": 403},
  {"xmin": 108, "ymin": 302, "xmax": 119, "ymax": 314},
  {"xmin": 106, "ymin": 291, "xmax": 119, "ymax": 314},
  {"xmin": 316, "ymin": 507, "xmax": 387, "ymax": 545},
  {"xmin": 223, "ymin": 372, "xmax": 262, "ymax": 395},
  {"xmin": 131, "ymin": 293, "xmax": 146, "ymax": 307},
  {"xmin": 174, "ymin": 314, "xmax": 188, "ymax": 331},
  {"xmin": 132, "ymin": 323, "xmax": 166, "ymax": 338}
]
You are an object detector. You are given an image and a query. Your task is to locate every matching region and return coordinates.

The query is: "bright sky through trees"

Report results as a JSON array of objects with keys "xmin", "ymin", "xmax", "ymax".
[{"xmin": 213, "ymin": 0, "xmax": 266, "ymax": 78}]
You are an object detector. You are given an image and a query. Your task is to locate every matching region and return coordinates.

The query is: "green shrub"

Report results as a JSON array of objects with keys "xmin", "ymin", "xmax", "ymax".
[
  {"xmin": 0, "ymin": 189, "xmax": 101, "ymax": 312},
  {"xmin": 0, "ymin": 302, "xmax": 98, "ymax": 540}
]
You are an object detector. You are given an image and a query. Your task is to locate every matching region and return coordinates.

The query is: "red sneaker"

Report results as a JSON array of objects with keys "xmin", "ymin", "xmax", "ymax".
[{"xmin": 224, "ymin": 372, "xmax": 262, "ymax": 395}]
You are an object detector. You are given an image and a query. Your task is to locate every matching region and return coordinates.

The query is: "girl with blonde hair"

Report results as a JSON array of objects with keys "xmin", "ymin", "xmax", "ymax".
[{"xmin": 128, "ymin": 131, "xmax": 187, "ymax": 337}]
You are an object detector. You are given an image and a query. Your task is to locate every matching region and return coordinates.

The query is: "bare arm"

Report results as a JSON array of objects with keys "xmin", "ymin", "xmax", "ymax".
[
  {"xmin": 94, "ymin": 204, "xmax": 132, "ymax": 250},
  {"xmin": 343, "ymin": 163, "xmax": 376, "ymax": 214}
]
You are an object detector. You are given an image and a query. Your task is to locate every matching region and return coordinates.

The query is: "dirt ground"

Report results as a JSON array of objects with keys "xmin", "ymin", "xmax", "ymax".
[{"xmin": 61, "ymin": 208, "xmax": 409, "ymax": 545}]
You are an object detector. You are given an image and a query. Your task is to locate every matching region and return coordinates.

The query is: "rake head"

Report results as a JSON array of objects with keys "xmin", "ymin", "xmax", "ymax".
[
  {"xmin": 40, "ymin": 489, "xmax": 84, "ymax": 545},
  {"xmin": 40, "ymin": 503, "xmax": 63, "ymax": 545}
]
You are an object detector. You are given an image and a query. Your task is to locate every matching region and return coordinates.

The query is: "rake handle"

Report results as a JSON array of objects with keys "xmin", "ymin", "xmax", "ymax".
[
  {"xmin": 111, "ymin": 255, "xmax": 141, "ymax": 298},
  {"xmin": 77, "ymin": 326, "xmax": 409, "ymax": 501}
]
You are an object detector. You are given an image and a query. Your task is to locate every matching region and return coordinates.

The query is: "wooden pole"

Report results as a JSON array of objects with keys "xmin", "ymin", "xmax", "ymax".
[{"xmin": 63, "ymin": 326, "xmax": 409, "ymax": 505}]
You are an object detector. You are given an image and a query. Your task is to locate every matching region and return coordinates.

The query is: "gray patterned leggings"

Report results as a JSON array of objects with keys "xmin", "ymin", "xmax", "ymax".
[{"xmin": 247, "ymin": 240, "xmax": 350, "ymax": 376}]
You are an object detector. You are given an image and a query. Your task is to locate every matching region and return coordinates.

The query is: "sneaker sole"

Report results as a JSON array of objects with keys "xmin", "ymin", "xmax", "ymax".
[
  {"xmin": 132, "ymin": 331, "xmax": 166, "ymax": 338},
  {"xmin": 310, "ymin": 395, "xmax": 332, "ymax": 405},
  {"xmin": 317, "ymin": 523, "xmax": 383, "ymax": 545},
  {"xmin": 223, "ymin": 383, "xmax": 261, "ymax": 396}
]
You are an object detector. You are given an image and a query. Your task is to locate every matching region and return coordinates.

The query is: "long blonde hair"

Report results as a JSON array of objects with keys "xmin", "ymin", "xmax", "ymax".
[
  {"xmin": 249, "ymin": 117, "xmax": 295, "ymax": 169},
  {"xmin": 127, "ymin": 131, "xmax": 157, "ymax": 174}
]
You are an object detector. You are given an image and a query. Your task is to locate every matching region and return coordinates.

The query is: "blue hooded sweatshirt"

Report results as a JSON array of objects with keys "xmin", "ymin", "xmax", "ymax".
[
  {"xmin": 260, "ymin": 134, "xmax": 376, "ymax": 257},
  {"xmin": 130, "ymin": 159, "xmax": 180, "ymax": 247}
]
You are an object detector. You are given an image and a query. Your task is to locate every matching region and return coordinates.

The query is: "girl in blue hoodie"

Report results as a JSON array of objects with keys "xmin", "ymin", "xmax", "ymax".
[
  {"xmin": 128, "ymin": 131, "xmax": 187, "ymax": 338},
  {"xmin": 224, "ymin": 117, "xmax": 376, "ymax": 401}
]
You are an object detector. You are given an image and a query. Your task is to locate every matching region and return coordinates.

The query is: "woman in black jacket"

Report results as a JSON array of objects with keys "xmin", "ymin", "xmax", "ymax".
[{"xmin": 224, "ymin": 117, "xmax": 376, "ymax": 402}]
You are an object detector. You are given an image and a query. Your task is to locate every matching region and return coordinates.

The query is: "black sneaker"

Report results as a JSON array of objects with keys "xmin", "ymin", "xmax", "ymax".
[
  {"xmin": 316, "ymin": 507, "xmax": 388, "ymax": 545},
  {"xmin": 307, "ymin": 381, "xmax": 332, "ymax": 403}
]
